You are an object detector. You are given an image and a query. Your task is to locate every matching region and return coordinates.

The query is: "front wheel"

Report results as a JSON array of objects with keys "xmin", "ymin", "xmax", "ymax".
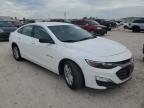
[
  {"xmin": 63, "ymin": 61, "xmax": 85, "ymax": 89},
  {"xmin": 12, "ymin": 45, "xmax": 22, "ymax": 61}
]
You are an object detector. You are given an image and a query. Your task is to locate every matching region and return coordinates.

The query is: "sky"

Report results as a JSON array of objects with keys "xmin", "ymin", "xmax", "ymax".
[{"xmin": 0, "ymin": 0, "xmax": 144, "ymax": 19}]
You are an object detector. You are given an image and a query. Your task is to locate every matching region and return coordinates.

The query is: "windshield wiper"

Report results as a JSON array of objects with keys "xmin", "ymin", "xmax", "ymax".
[
  {"xmin": 62, "ymin": 40, "xmax": 78, "ymax": 43},
  {"xmin": 78, "ymin": 37, "xmax": 95, "ymax": 41},
  {"xmin": 62, "ymin": 37, "xmax": 96, "ymax": 43}
]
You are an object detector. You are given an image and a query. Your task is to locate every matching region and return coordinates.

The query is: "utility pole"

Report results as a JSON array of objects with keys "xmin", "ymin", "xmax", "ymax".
[{"xmin": 64, "ymin": 9, "xmax": 67, "ymax": 20}]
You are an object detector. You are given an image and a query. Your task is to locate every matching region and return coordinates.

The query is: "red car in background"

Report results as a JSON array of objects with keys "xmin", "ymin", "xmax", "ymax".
[{"xmin": 71, "ymin": 19, "xmax": 107, "ymax": 36}]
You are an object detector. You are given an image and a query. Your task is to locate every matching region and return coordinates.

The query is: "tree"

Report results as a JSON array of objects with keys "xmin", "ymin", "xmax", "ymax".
[
  {"xmin": 14, "ymin": 17, "xmax": 17, "ymax": 21},
  {"xmin": 83, "ymin": 17, "xmax": 88, "ymax": 19}
]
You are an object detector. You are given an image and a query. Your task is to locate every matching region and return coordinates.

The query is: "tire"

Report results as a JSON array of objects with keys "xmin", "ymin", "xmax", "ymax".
[
  {"xmin": 12, "ymin": 45, "xmax": 22, "ymax": 61},
  {"xmin": 124, "ymin": 25, "xmax": 128, "ymax": 29},
  {"xmin": 63, "ymin": 61, "xmax": 84, "ymax": 89},
  {"xmin": 132, "ymin": 26, "xmax": 140, "ymax": 32}
]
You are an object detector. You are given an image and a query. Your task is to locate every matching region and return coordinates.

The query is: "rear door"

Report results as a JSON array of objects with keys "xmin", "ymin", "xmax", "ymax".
[{"xmin": 17, "ymin": 25, "xmax": 35, "ymax": 59}]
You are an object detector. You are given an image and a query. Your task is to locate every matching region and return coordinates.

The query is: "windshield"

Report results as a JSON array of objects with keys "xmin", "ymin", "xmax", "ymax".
[
  {"xmin": 0, "ymin": 21, "xmax": 15, "ymax": 27},
  {"xmin": 48, "ymin": 25, "xmax": 95, "ymax": 42}
]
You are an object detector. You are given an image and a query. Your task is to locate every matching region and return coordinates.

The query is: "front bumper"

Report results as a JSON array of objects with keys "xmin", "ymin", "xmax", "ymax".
[{"xmin": 82, "ymin": 60, "xmax": 134, "ymax": 89}]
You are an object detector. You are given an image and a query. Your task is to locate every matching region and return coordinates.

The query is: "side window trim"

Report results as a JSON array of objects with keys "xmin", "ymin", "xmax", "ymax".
[{"xmin": 17, "ymin": 27, "xmax": 23, "ymax": 34}]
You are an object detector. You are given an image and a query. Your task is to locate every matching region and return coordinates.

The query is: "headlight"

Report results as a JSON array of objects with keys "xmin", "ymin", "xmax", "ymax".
[
  {"xmin": 85, "ymin": 59, "xmax": 116, "ymax": 69},
  {"xmin": 97, "ymin": 27, "xmax": 102, "ymax": 30},
  {"xmin": 0, "ymin": 29, "xmax": 4, "ymax": 33}
]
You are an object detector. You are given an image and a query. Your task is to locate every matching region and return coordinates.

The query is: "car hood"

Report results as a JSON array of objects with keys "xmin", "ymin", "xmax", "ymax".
[{"xmin": 64, "ymin": 37, "xmax": 127, "ymax": 57}]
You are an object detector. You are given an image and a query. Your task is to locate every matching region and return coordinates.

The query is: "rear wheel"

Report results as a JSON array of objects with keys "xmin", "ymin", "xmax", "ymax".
[
  {"xmin": 12, "ymin": 45, "xmax": 22, "ymax": 61},
  {"xmin": 63, "ymin": 61, "xmax": 84, "ymax": 89},
  {"xmin": 132, "ymin": 26, "xmax": 140, "ymax": 32}
]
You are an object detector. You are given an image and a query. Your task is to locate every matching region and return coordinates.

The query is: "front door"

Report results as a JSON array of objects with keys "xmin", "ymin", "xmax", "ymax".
[{"xmin": 31, "ymin": 26, "xmax": 57, "ymax": 72}]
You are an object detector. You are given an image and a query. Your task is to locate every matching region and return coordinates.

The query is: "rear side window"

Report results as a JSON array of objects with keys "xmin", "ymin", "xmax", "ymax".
[{"xmin": 21, "ymin": 25, "xmax": 33, "ymax": 37}]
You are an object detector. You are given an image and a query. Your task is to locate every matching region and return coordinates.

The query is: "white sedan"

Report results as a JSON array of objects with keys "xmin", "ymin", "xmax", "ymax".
[{"xmin": 9, "ymin": 22, "xmax": 134, "ymax": 90}]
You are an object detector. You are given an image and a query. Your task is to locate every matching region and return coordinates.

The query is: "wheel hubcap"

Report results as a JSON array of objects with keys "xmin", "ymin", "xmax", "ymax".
[
  {"xmin": 13, "ymin": 47, "xmax": 19, "ymax": 59},
  {"xmin": 64, "ymin": 64, "xmax": 73, "ymax": 86}
]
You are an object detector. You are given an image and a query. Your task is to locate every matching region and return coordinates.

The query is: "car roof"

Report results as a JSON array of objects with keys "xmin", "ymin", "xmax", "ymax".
[{"xmin": 28, "ymin": 22, "xmax": 72, "ymax": 26}]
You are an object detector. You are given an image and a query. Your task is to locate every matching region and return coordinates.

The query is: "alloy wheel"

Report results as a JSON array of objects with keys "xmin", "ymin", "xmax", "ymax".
[
  {"xmin": 64, "ymin": 64, "xmax": 74, "ymax": 86},
  {"xmin": 13, "ymin": 46, "xmax": 19, "ymax": 59}
]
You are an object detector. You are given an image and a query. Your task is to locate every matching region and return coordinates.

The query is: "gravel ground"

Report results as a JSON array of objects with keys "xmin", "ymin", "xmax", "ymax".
[{"xmin": 0, "ymin": 30, "xmax": 144, "ymax": 108}]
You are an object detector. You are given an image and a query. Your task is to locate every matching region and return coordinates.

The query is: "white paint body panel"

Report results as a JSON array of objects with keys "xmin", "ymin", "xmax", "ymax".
[{"xmin": 9, "ymin": 22, "xmax": 133, "ymax": 89}]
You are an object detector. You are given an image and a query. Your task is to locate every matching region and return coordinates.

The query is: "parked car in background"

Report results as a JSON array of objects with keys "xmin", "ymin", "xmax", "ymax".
[
  {"xmin": 129, "ymin": 19, "xmax": 144, "ymax": 32},
  {"xmin": 24, "ymin": 20, "xmax": 36, "ymax": 25},
  {"xmin": 9, "ymin": 22, "xmax": 134, "ymax": 90},
  {"xmin": 71, "ymin": 19, "xmax": 107, "ymax": 36},
  {"xmin": 50, "ymin": 19, "xmax": 66, "ymax": 22},
  {"xmin": 0, "ymin": 21, "xmax": 17, "ymax": 41},
  {"xmin": 12, "ymin": 21, "xmax": 23, "ymax": 28},
  {"xmin": 95, "ymin": 19, "xmax": 116, "ymax": 31},
  {"xmin": 123, "ymin": 22, "xmax": 130, "ymax": 29}
]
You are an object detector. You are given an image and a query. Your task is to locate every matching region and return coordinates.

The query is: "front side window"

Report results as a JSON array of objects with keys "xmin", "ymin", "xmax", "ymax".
[
  {"xmin": 33, "ymin": 26, "xmax": 51, "ymax": 39},
  {"xmin": 21, "ymin": 25, "xmax": 33, "ymax": 37},
  {"xmin": 48, "ymin": 25, "xmax": 94, "ymax": 43}
]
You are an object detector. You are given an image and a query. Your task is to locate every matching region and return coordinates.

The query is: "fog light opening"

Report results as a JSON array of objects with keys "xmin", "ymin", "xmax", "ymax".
[{"xmin": 95, "ymin": 76, "xmax": 112, "ymax": 82}]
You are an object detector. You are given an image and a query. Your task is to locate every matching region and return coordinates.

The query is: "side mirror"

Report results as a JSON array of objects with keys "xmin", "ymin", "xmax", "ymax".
[{"xmin": 39, "ymin": 38, "xmax": 55, "ymax": 44}]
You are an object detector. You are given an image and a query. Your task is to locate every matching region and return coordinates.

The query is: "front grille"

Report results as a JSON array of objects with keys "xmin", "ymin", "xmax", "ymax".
[{"xmin": 116, "ymin": 65, "xmax": 134, "ymax": 80}]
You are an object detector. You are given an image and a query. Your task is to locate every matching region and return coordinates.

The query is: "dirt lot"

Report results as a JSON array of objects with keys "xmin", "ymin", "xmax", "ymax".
[{"xmin": 0, "ymin": 30, "xmax": 144, "ymax": 108}]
